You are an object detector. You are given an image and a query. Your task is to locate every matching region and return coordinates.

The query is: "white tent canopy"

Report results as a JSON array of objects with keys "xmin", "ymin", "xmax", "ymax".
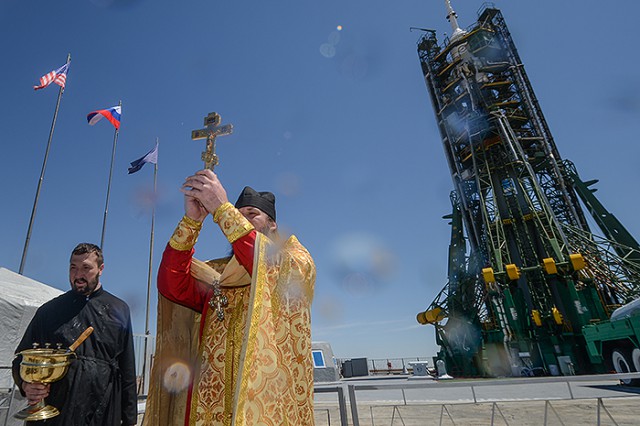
[{"xmin": 0, "ymin": 267, "xmax": 63, "ymax": 387}]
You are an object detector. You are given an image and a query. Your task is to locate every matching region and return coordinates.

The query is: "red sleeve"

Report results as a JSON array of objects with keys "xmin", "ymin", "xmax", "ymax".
[
  {"xmin": 157, "ymin": 243, "xmax": 209, "ymax": 313},
  {"xmin": 232, "ymin": 230, "xmax": 257, "ymax": 276}
]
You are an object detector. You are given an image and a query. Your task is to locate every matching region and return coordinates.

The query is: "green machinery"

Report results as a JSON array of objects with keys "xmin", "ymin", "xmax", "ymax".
[{"xmin": 415, "ymin": 2, "xmax": 640, "ymax": 377}]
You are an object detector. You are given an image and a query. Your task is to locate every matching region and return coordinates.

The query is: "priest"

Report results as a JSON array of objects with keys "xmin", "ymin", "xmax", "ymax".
[
  {"xmin": 144, "ymin": 169, "xmax": 316, "ymax": 426},
  {"xmin": 13, "ymin": 243, "xmax": 137, "ymax": 426}
]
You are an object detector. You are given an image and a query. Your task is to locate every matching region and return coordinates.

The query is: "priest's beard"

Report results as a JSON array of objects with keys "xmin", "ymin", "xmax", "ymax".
[{"xmin": 71, "ymin": 274, "xmax": 100, "ymax": 296}]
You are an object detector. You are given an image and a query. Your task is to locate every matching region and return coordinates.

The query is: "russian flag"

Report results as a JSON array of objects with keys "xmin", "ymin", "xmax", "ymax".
[{"xmin": 87, "ymin": 105, "xmax": 121, "ymax": 130}]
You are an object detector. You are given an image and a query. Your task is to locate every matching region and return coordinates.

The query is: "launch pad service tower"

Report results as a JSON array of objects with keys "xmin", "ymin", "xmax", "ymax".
[{"xmin": 416, "ymin": 1, "xmax": 640, "ymax": 378}]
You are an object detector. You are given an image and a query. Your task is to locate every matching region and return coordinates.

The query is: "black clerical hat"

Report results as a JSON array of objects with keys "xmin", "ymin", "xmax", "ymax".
[{"xmin": 234, "ymin": 186, "xmax": 276, "ymax": 221}]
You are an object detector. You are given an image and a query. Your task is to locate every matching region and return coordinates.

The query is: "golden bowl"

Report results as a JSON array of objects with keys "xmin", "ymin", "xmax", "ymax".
[{"xmin": 18, "ymin": 348, "xmax": 75, "ymax": 384}]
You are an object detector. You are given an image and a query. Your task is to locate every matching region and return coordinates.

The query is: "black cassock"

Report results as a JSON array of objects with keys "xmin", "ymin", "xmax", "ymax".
[{"xmin": 13, "ymin": 287, "xmax": 137, "ymax": 426}]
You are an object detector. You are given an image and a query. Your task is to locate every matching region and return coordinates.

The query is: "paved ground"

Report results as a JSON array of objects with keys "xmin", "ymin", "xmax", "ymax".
[
  {"xmin": 314, "ymin": 397, "xmax": 640, "ymax": 425},
  {"xmin": 135, "ymin": 375, "xmax": 640, "ymax": 425},
  {"xmin": 136, "ymin": 396, "xmax": 640, "ymax": 425}
]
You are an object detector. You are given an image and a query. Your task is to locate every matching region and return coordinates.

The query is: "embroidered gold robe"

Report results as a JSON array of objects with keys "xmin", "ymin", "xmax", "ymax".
[{"xmin": 144, "ymin": 207, "xmax": 315, "ymax": 426}]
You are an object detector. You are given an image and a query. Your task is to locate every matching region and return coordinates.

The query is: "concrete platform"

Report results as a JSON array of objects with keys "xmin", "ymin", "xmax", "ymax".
[{"xmin": 314, "ymin": 397, "xmax": 640, "ymax": 425}]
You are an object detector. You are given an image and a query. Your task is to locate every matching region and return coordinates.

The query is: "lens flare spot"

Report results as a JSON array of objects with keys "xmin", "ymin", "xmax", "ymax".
[
  {"xmin": 328, "ymin": 31, "xmax": 341, "ymax": 46},
  {"xmin": 275, "ymin": 172, "xmax": 301, "ymax": 197},
  {"xmin": 320, "ymin": 43, "xmax": 336, "ymax": 58},
  {"xmin": 163, "ymin": 362, "xmax": 191, "ymax": 393},
  {"xmin": 330, "ymin": 232, "xmax": 396, "ymax": 296},
  {"xmin": 316, "ymin": 297, "xmax": 344, "ymax": 323}
]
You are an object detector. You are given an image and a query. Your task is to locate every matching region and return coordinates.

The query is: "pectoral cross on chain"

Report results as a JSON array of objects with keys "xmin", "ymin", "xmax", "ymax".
[
  {"xmin": 191, "ymin": 112, "xmax": 234, "ymax": 170},
  {"xmin": 209, "ymin": 280, "xmax": 228, "ymax": 321}
]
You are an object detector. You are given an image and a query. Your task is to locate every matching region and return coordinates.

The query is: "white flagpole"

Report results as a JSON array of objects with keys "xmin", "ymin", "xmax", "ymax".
[
  {"xmin": 19, "ymin": 53, "xmax": 71, "ymax": 275},
  {"xmin": 140, "ymin": 138, "xmax": 158, "ymax": 394},
  {"xmin": 100, "ymin": 100, "xmax": 122, "ymax": 250}
]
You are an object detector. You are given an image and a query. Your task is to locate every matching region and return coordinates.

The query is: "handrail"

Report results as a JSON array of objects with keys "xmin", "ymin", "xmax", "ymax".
[
  {"xmin": 0, "ymin": 366, "xmax": 17, "ymax": 426},
  {"xmin": 314, "ymin": 385, "xmax": 348, "ymax": 426},
  {"xmin": 347, "ymin": 372, "xmax": 640, "ymax": 426}
]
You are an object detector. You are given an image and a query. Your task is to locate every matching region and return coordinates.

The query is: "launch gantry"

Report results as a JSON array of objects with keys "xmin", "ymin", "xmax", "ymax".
[{"xmin": 416, "ymin": 1, "xmax": 640, "ymax": 377}]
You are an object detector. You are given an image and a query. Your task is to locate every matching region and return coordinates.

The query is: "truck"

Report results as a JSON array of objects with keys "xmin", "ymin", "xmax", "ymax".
[{"xmin": 582, "ymin": 298, "xmax": 640, "ymax": 385}]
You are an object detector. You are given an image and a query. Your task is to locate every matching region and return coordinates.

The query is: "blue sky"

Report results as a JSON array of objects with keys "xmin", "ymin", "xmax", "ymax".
[{"xmin": 1, "ymin": 0, "xmax": 639, "ymax": 360}]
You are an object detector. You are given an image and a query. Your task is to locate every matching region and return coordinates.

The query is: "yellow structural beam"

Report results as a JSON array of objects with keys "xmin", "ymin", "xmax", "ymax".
[
  {"xmin": 531, "ymin": 310, "xmax": 542, "ymax": 326},
  {"xmin": 569, "ymin": 253, "xmax": 586, "ymax": 271},
  {"xmin": 416, "ymin": 307, "xmax": 446, "ymax": 325},
  {"xmin": 542, "ymin": 258, "xmax": 558, "ymax": 274},
  {"xmin": 506, "ymin": 264, "xmax": 521, "ymax": 280},
  {"xmin": 482, "ymin": 267, "xmax": 496, "ymax": 283}
]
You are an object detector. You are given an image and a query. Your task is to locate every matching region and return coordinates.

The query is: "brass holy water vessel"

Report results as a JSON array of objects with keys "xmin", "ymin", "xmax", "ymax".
[{"xmin": 14, "ymin": 326, "xmax": 94, "ymax": 421}]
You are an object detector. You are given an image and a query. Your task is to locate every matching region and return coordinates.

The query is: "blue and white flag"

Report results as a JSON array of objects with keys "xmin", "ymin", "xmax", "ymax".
[{"xmin": 128, "ymin": 142, "xmax": 158, "ymax": 174}]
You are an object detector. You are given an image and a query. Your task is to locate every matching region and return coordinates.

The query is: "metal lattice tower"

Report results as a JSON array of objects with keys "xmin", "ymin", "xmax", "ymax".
[{"xmin": 416, "ymin": 2, "xmax": 640, "ymax": 377}]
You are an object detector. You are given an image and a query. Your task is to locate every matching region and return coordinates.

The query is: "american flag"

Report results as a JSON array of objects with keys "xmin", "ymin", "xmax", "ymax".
[{"xmin": 33, "ymin": 63, "xmax": 69, "ymax": 91}]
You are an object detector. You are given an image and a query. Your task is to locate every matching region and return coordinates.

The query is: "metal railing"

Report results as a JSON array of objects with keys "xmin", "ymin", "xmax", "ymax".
[
  {"xmin": 0, "ymin": 367, "xmax": 18, "ymax": 426},
  {"xmin": 346, "ymin": 372, "xmax": 640, "ymax": 426},
  {"xmin": 336, "ymin": 357, "xmax": 432, "ymax": 377},
  {"xmin": 315, "ymin": 385, "xmax": 348, "ymax": 426},
  {"xmin": 5, "ymin": 362, "xmax": 640, "ymax": 426},
  {"xmin": 133, "ymin": 333, "xmax": 155, "ymax": 395}
]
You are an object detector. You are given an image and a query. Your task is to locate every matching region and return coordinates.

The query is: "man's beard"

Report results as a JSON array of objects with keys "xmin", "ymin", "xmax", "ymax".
[
  {"xmin": 257, "ymin": 224, "xmax": 277, "ymax": 239},
  {"xmin": 71, "ymin": 275, "xmax": 100, "ymax": 296}
]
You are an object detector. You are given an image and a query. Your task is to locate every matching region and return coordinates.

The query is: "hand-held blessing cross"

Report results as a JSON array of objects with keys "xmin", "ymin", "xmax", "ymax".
[
  {"xmin": 209, "ymin": 282, "xmax": 228, "ymax": 321},
  {"xmin": 191, "ymin": 112, "xmax": 234, "ymax": 170}
]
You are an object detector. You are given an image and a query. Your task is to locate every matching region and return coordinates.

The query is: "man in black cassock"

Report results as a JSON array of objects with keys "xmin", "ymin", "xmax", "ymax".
[{"xmin": 13, "ymin": 243, "xmax": 137, "ymax": 425}]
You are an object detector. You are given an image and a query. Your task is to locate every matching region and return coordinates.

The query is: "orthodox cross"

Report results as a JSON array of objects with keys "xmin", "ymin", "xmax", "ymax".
[
  {"xmin": 192, "ymin": 111, "xmax": 233, "ymax": 321},
  {"xmin": 191, "ymin": 112, "xmax": 234, "ymax": 170},
  {"xmin": 209, "ymin": 281, "xmax": 228, "ymax": 321}
]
